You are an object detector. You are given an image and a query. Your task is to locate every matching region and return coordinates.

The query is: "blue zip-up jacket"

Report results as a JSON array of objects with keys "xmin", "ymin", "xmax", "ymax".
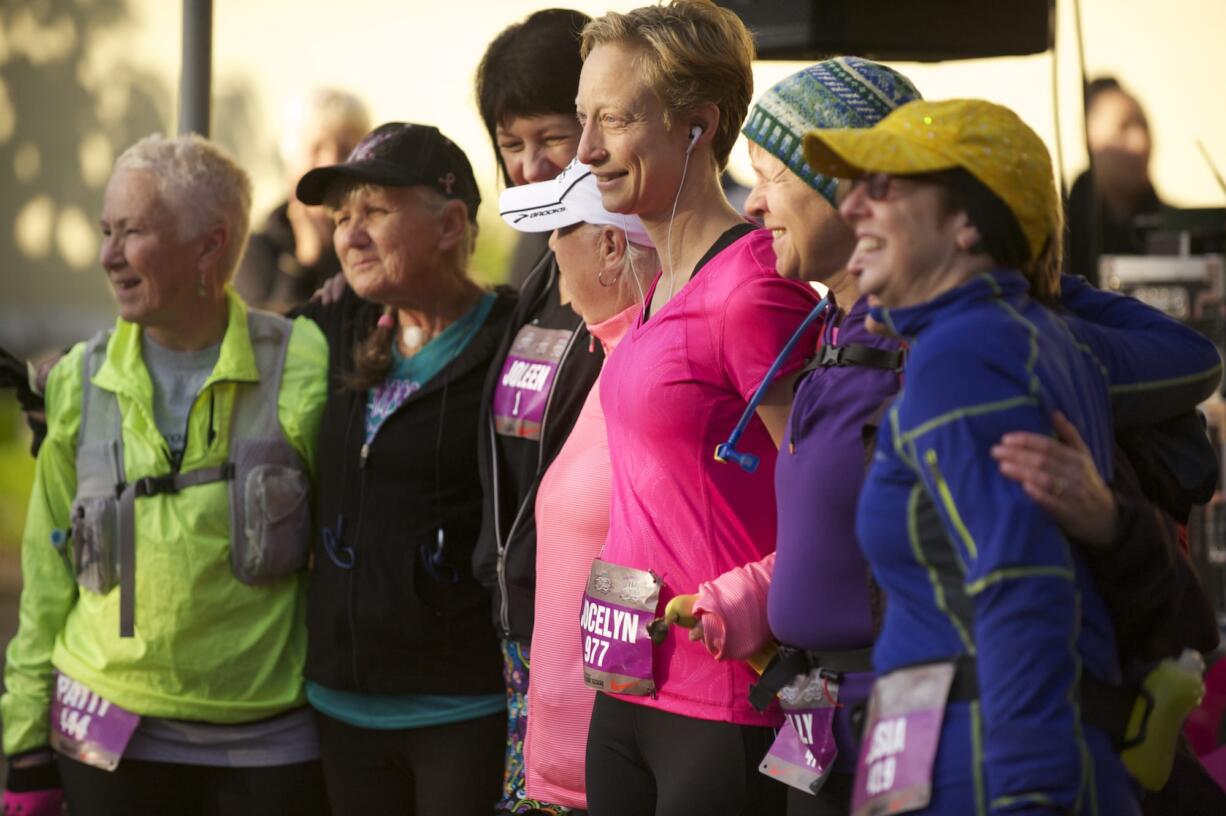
[{"xmin": 857, "ymin": 270, "xmax": 1220, "ymax": 816}]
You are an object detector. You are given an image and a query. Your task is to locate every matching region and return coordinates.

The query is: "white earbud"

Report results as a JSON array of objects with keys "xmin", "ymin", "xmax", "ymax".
[{"xmin": 686, "ymin": 125, "xmax": 703, "ymax": 154}]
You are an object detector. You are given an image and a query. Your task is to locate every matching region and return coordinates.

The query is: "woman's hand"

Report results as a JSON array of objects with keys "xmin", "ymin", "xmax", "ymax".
[
  {"xmin": 309, "ymin": 272, "xmax": 348, "ymax": 306},
  {"xmin": 991, "ymin": 411, "xmax": 1118, "ymax": 546},
  {"xmin": 3, "ymin": 749, "xmax": 62, "ymax": 816}
]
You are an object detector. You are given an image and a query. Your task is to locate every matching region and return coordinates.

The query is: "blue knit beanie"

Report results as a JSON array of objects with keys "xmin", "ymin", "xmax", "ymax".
[{"xmin": 741, "ymin": 57, "xmax": 921, "ymax": 206}]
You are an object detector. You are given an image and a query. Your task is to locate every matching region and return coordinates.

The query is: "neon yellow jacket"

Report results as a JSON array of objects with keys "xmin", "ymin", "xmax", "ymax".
[{"xmin": 1, "ymin": 291, "xmax": 328, "ymax": 755}]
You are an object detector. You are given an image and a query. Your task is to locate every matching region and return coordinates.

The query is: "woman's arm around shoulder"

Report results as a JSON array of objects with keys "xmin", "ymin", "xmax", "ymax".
[
  {"xmin": 1060, "ymin": 275, "xmax": 1222, "ymax": 426},
  {"xmin": 1, "ymin": 345, "xmax": 89, "ymax": 756}
]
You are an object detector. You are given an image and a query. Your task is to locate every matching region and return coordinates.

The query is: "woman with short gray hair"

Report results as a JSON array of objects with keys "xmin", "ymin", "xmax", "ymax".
[{"xmin": 1, "ymin": 132, "xmax": 330, "ymax": 815}]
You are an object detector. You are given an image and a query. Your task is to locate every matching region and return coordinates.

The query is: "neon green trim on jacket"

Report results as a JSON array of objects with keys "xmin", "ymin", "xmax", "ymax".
[{"xmin": 1, "ymin": 290, "xmax": 327, "ymax": 755}]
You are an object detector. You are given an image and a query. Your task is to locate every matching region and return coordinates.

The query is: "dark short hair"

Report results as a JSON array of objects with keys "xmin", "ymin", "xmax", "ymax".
[
  {"xmin": 925, "ymin": 168, "xmax": 1044, "ymax": 296},
  {"xmin": 1084, "ymin": 76, "xmax": 1124, "ymax": 115},
  {"xmin": 475, "ymin": 8, "xmax": 590, "ymax": 185}
]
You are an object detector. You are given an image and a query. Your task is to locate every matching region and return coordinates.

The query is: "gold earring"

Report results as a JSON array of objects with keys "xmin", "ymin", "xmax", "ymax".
[
  {"xmin": 597, "ymin": 269, "xmax": 620, "ymax": 288},
  {"xmin": 197, "ymin": 273, "xmax": 208, "ymax": 297}
]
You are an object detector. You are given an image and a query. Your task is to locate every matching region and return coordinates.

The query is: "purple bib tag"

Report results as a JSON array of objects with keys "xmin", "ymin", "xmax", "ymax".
[
  {"xmin": 851, "ymin": 662, "xmax": 955, "ymax": 816},
  {"xmin": 49, "ymin": 671, "xmax": 140, "ymax": 772},
  {"xmin": 760, "ymin": 671, "xmax": 840, "ymax": 795},
  {"xmin": 761, "ymin": 718, "xmax": 832, "ymax": 794},
  {"xmin": 580, "ymin": 559, "xmax": 661, "ymax": 696},
  {"xmin": 492, "ymin": 325, "xmax": 573, "ymax": 441}
]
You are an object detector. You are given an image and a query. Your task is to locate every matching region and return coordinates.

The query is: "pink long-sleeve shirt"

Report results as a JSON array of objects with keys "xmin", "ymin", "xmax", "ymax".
[
  {"xmin": 598, "ymin": 228, "xmax": 820, "ymax": 726},
  {"xmin": 524, "ymin": 305, "xmax": 638, "ymax": 810}
]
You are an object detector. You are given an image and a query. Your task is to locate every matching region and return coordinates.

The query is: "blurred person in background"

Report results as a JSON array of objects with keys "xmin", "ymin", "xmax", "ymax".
[
  {"xmin": 1, "ymin": 133, "xmax": 329, "ymax": 815},
  {"xmin": 498, "ymin": 159, "xmax": 657, "ymax": 814},
  {"xmin": 293, "ymin": 122, "xmax": 513, "ymax": 816},
  {"xmin": 472, "ymin": 10, "xmax": 607, "ymax": 814},
  {"xmin": 1066, "ymin": 78, "xmax": 1164, "ymax": 286},
  {"xmin": 234, "ymin": 87, "xmax": 371, "ymax": 311}
]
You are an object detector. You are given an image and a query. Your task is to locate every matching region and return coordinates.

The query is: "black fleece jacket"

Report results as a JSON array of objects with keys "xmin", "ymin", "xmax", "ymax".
[
  {"xmin": 298, "ymin": 286, "xmax": 515, "ymax": 695},
  {"xmin": 472, "ymin": 251, "xmax": 604, "ymax": 641}
]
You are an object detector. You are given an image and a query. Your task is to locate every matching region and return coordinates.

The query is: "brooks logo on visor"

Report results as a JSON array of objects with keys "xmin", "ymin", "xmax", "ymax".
[{"xmin": 514, "ymin": 207, "xmax": 564, "ymax": 223}]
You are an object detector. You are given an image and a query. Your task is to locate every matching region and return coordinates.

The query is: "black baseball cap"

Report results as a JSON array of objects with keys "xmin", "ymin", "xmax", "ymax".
[{"xmin": 296, "ymin": 122, "xmax": 481, "ymax": 222}]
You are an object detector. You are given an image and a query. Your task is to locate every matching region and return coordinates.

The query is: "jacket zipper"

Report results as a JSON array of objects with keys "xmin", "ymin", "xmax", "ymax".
[
  {"xmin": 494, "ymin": 317, "xmax": 584, "ymax": 638},
  {"xmin": 338, "ymin": 394, "xmax": 364, "ymax": 692},
  {"xmin": 490, "ymin": 415, "xmax": 510, "ymax": 635}
]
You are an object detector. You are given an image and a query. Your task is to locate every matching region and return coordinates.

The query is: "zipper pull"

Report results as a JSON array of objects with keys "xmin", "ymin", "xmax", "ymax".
[
  {"xmin": 359, "ymin": 443, "xmax": 371, "ymax": 468},
  {"xmin": 206, "ymin": 391, "xmax": 216, "ymax": 448}
]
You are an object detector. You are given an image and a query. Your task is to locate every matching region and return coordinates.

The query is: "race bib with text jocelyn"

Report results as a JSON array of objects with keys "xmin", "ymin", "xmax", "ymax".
[
  {"xmin": 492, "ymin": 325, "xmax": 573, "ymax": 441},
  {"xmin": 49, "ymin": 671, "xmax": 141, "ymax": 772},
  {"xmin": 761, "ymin": 671, "xmax": 840, "ymax": 795},
  {"xmin": 580, "ymin": 559, "xmax": 661, "ymax": 696},
  {"xmin": 851, "ymin": 662, "xmax": 955, "ymax": 816}
]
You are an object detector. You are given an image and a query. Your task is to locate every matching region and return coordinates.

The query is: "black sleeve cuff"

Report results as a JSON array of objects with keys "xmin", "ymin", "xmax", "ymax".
[{"xmin": 4, "ymin": 753, "xmax": 61, "ymax": 792}]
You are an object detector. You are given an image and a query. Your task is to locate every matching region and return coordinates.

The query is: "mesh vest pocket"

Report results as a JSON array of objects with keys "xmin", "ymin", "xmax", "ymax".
[
  {"xmin": 229, "ymin": 437, "xmax": 311, "ymax": 584},
  {"xmin": 69, "ymin": 495, "xmax": 119, "ymax": 594}
]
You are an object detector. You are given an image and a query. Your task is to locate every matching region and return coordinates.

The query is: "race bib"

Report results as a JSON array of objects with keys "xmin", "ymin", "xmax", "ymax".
[
  {"xmin": 851, "ymin": 662, "xmax": 955, "ymax": 816},
  {"xmin": 761, "ymin": 671, "xmax": 840, "ymax": 795},
  {"xmin": 580, "ymin": 559, "xmax": 661, "ymax": 696},
  {"xmin": 492, "ymin": 325, "xmax": 573, "ymax": 441},
  {"xmin": 49, "ymin": 671, "xmax": 141, "ymax": 772}
]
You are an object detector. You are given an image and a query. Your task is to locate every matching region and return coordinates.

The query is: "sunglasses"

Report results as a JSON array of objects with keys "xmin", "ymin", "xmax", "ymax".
[{"xmin": 835, "ymin": 172, "xmax": 894, "ymax": 206}]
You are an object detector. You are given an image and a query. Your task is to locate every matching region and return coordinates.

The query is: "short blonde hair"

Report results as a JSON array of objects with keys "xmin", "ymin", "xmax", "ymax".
[
  {"xmin": 114, "ymin": 134, "xmax": 252, "ymax": 282},
  {"xmin": 581, "ymin": 0, "xmax": 755, "ymax": 169}
]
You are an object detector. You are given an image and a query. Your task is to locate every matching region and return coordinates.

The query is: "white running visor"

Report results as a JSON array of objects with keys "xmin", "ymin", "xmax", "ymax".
[{"xmin": 498, "ymin": 159, "xmax": 653, "ymax": 247}]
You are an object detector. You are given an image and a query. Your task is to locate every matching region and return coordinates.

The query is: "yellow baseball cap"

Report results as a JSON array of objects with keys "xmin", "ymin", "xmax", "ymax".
[{"xmin": 802, "ymin": 98, "xmax": 1058, "ymax": 262}]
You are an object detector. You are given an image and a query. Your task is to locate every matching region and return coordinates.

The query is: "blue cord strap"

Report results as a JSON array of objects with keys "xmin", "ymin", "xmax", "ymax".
[{"xmin": 714, "ymin": 295, "xmax": 830, "ymax": 474}]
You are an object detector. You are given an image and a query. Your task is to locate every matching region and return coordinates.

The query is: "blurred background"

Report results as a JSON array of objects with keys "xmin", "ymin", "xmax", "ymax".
[{"xmin": 1, "ymin": 0, "xmax": 1225, "ymax": 552}]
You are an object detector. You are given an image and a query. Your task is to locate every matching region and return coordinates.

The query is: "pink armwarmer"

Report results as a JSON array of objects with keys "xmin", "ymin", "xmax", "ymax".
[{"xmin": 692, "ymin": 552, "xmax": 774, "ymax": 660}]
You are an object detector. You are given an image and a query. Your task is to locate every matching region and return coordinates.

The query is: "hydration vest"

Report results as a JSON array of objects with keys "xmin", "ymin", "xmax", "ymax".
[{"xmin": 67, "ymin": 310, "xmax": 312, "ymax": 637}]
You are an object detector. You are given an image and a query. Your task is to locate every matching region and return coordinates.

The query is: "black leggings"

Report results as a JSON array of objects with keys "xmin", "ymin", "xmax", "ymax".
[
  {"xmin": 314, "ymin": 710, "xmax": 504, "ymax": 815},
  {"xmin": 57, "ymin": 754, "xmax": 330, "ymax": 816},
  {"xmin": 786, "ymin": 772, "xmax": 853, "ymax": 815},
  {"xmin": 584, "ymin": 691, "xmax": 786, "ymax": 816}
]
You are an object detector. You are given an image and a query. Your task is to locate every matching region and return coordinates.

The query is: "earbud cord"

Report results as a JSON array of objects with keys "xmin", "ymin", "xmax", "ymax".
[
  {"xmin": 664, "ymin": 140, "xmax": 696, "ymax": 301},
  {"xmin": 621, "ymin": 214, "xmax": 646, "ymax": 307}
]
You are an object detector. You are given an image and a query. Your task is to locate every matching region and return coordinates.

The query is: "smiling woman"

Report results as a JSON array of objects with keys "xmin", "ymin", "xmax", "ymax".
[
  {"xmin": 476, "ymin": 9, "xmax": 589, "ymax": 189},
  {"xmin": 99, "ymin": 142, "xmax": 250, "ymax": 350},
  {"xmin": 470, "ymin": 12, "xmax": 607, "ymax": 815},
  {"xmin": 801, "ymin": 99, "xmax": 1223, "ymax": 816},
  {"xmin": 291, "ymin": 122, "xmax": 516, "ymax": 816},
  {"xmin": 571, "ymin": 4, "xmax": 823, "ymax": 815},
  {"xmin": 2, "ymin": 133, "xmax": 332, "ymax": 815}
]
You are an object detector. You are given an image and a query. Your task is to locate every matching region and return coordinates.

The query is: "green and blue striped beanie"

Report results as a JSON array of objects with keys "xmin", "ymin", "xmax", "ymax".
[{"xmin": 741, "ymin": 57, "xmax": 921, "ymax": 205}]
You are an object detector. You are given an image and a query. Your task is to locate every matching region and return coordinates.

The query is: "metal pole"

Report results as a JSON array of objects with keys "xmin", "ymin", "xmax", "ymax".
[{"xmin": 178, "ymin": 0, "xmax": 213, "ymax": 136}]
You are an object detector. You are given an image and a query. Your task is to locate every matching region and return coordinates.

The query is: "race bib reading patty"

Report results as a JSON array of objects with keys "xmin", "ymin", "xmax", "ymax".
[{"xmin": 50, "ymin": 671, "xmax": 141, "ymax": 772}]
